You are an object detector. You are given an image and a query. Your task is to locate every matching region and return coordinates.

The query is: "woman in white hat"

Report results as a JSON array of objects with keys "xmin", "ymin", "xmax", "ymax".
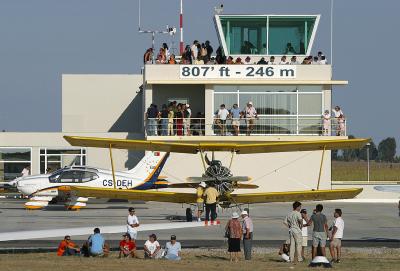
[{"xmin": 225, "ymin": 212, "xmax": 243, "ymax": 262}]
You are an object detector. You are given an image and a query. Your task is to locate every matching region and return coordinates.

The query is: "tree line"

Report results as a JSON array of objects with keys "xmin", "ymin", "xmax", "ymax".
[{"xmin": 332, "ymin": 136, "xmax": 398, "ymax": 162}]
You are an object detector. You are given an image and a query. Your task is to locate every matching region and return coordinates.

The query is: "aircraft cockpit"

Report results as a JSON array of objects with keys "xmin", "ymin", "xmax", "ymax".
[{"xmin": 49, "ymin": 168, "xmax": 99, "ymax": 184}]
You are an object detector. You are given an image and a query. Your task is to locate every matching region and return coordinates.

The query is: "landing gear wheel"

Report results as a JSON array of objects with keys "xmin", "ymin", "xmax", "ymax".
[{"xmin": 186, "ymin": 207, "xmax": 193, "ymax": 222}]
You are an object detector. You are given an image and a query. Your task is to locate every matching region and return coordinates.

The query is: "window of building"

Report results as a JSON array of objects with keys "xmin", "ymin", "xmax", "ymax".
[
  {"xmin": 213, "ymin": 85, "xmax": 323, "ymax": 134},
  {"xmin": 218, "ymin": 15, "xmax": 317, "ymax": 55},
  {"xmin": 0, "ymin": 148, "xmax": 31, "ymax": 181},
  {"xmin": 39, "ymin": 148, "xmax": 86, "ymax": 174}
]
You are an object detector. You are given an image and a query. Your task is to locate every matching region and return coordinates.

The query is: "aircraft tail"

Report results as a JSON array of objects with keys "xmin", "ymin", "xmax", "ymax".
[{"xmin": 126, "ymin": 151, "xmax": 170, "ymax": 190}]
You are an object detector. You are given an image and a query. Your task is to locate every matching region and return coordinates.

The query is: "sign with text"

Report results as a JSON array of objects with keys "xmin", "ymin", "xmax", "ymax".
[{"xmin": 179, "ymin": 65, "xmax": 296, "ymax": 79}]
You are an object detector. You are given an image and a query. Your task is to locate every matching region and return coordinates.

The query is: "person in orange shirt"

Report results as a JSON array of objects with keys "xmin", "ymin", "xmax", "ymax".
[{"xmin": 57, "ymin": 235, "xmax": 80, "ymax": 256}]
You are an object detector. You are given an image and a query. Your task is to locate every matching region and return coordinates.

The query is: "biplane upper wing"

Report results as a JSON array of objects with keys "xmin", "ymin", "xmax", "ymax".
[
  {"xmin": 63, "ymin": 186, "xmax": 362, "ymax": 204},
  {"xmin": 64, "ymin": 136, "xmax": 370, "ymax": 154},
  {"xmin": 230, "ymin": 188, "xmax": 363, "ymax": 204}
]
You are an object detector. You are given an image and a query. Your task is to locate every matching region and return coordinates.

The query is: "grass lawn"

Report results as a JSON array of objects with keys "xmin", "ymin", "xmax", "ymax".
[
  {"xmin": 0, "ymin": 248, "xmax": 399, "ymax": 271},
  {"xmin": 332, "ymin": 161, "xmax": 400, "ymax": 182}
]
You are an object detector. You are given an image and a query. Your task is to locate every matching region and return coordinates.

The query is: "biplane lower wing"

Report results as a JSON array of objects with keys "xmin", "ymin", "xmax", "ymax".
[
  {"xmin": 65, "ymin": 186, "xmax": 362, "ymax": 204},
  {"xmin": 230, "ymin": 188, "xmax": 363, "ymax": 204},
  {"xmin": 62, "ymin": 186, "xmax": 197, "ymax": 204}
]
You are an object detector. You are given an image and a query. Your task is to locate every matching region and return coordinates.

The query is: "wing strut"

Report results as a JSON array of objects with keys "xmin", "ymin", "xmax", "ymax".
[
  {"xmin": 199, "ymin": 151, "xmax": 207, "ymax": 172},
  {"xmin": 109, "ymin": 144, "xmax": 117, "ymax": 189},
  {"xmin": 317, "ymin": 146, "xmax": 326, "ymax": 190},
  {"xmin": 229, "ymin": 151, "xmax": 235, "ymax": 170}
]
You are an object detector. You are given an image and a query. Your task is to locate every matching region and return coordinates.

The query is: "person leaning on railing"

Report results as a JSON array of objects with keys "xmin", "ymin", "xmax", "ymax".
[{"xmin": 244, "ymin": 102, "xmax": 258, "ymax": 136}]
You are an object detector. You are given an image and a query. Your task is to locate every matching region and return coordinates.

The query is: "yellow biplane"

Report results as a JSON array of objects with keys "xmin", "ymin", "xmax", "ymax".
[{"xmin": 63, "ymin": 136, "xmax": 369, "ymax": 208}]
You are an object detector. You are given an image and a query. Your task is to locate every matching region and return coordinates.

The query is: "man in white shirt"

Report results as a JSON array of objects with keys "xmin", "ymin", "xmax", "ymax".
[
  {"xmin": 241, "ymin": 210, "xmax": 254, "ymax": 260},
  {"xmin": 329, "ymin": 209, "xmax": 344, "ymax": 263},
  {"xmin": 127, "ymin": 207, "xmax": 139, "ymax": 240},
  {"xmin": 279, "ymin": 55, "xmax": 289, "ymax": 65},
  {"xmin": 190, "ymin": 40, "xmax": 199, "ymax": 63},
  {"xmin": 300, "ymin": 209, "xmax": 309, "ymax": 260},
  {"xmin": 217, "ymin": 104, "xmax": 230, "ymax": 135},
  {"xmin": 164, "ymin": 235, "xmax": 181, "ymax": 260}
]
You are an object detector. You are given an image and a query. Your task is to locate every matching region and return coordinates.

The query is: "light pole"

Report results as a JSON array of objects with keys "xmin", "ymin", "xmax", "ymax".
[{"xmin": 366, "ymin": 143, "xmax": 371, "ymax": 183}]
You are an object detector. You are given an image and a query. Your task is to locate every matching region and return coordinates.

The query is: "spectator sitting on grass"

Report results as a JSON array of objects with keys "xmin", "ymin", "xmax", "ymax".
[
  {"xmin": 119, "ymin": 233, "xmax": 136, "ymax": 258},
  {"xmin": 164, "ymin": 235, "xmax": 182, "ymax": 261},
  {"xmin": 144, "ymin": 233, "xmax": 162, "ymax": 259},
  {"xmin": 57, "ymin": 235, "xmax": 80, "ymax": 256},
  {"xmin": 87, "ymin": 227, "xmax": 109, "ymax": 257},
  {"xmin": 278, "ymin": 240, "xmax": 290, "ymax": 262}
]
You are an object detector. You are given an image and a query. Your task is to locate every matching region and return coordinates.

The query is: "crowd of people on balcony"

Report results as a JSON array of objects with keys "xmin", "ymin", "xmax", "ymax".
[
  {"xmin": 143, "ymin": 40, "xmax": 327, "ymax": 65},
  {"xmin": 145, "ymin": 101, "xmax": 345, "ymax": 136},
  {"xmin": 145, "ymin": 102, "xmax": 205, "ymax": 136}
]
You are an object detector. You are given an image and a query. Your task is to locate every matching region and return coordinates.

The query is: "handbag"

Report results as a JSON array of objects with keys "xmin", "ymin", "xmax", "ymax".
[{"xmin": 224, "ymin": 227, "xmax": 230, "ymax": 238}]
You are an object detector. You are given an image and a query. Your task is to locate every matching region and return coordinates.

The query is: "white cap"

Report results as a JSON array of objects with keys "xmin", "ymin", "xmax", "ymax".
[
  {"xmin": 199, "ymin": 182, "xmax": 206, "ymax": 188},
  {"xmin": 248, "ymin": 101, "xmax": 253, "ymax": 105},
  {"xmin": 241, "ymin": 210, "xmax": 248, "ymax": 216},
  {"xmin": 186, "ymin": 104, "xmax": 190, "ymax": 107},
  {"xmin": 232, "ymin": 212, "xmax": 239, "ymax": 219}
]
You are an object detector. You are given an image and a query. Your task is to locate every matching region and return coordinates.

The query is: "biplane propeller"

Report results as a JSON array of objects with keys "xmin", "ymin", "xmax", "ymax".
[{"xmin": 168, "ymin": 153, "xmax": 257, "ymax": 196}]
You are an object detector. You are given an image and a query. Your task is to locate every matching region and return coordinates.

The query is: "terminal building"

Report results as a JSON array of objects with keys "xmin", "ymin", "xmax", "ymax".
[{"xmin": 0, "ymin": 14, "xmax": 391, "ymax": 198}]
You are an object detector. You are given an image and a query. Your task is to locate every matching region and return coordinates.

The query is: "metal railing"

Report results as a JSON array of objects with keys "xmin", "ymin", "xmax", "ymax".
[{"xmin": 145, "ymin": 117, "xmax": 346, "ymax": 137}]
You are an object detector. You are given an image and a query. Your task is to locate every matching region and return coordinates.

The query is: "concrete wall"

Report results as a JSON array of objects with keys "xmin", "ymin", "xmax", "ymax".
[{"xmin": 62, "ymin": 75, "xmax": 143, "ymax": 133}]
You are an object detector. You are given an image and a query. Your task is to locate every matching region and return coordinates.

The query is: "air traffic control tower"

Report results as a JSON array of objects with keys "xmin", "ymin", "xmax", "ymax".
[{"xmin": 142, "ymin": 14, "xmax": 347, "ymax": 193}]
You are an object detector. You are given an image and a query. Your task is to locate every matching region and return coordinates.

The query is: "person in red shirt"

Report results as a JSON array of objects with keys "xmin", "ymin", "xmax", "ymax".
[
  {"xmin": 57, "ymin": 235, "xmax": 80, "ymax": 256},
  {"xmin": 119, "ymin": 234, "xmax": 136, "ymax": 258}
]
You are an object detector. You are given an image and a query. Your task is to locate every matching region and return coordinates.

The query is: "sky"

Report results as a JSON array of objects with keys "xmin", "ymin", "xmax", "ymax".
[{"xmin": 0, "ymin": 0, "xmax": 398, "ymax": 150}]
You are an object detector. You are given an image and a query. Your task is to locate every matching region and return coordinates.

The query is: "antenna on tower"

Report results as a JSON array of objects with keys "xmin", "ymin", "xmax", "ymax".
[
  {"xmin": 138, "ymin": 0, "xmax": 177, "ymax": 63},
  {"xmin": 214, "ymin": 4, "xmax": 224, "ymax": 15}
]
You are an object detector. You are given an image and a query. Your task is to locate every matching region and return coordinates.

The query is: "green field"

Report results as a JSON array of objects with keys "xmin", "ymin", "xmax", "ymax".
[
  {"xmin": 0, "ymin": 248, "xmax": 399, "ymax": 271},
  {"xmin": 332, "ymin": 161, "xmax": 400, "ymax": 182}
]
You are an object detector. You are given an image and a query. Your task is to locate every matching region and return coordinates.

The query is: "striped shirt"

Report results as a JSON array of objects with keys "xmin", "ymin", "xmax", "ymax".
[{"xmin": 242, "ymin": 216, "xmax": 254, "ymax": 234}]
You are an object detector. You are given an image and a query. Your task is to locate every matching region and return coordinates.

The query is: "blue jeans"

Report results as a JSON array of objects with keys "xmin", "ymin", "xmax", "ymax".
[
  {"xmin": 160, "ymin": 119, "xmax": 168, "ymax": 136},
  {"xmin": 165, "ymin": 254, "xmax": 181, "ymax": 261},
  {"xmin": 147, "ymin": 119, "xmax": 157, "ymax": 136}
]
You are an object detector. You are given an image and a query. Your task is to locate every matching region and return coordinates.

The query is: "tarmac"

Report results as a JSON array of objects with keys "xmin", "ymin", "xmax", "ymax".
[{"xmin": 0, "ymin": 198, "xmax": 399, "ymax": 252}]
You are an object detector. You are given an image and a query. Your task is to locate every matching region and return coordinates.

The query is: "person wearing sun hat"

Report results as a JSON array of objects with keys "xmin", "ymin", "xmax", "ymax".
[
  {"xmin": 196, "ymin": 182, "xmax": 206, "ymax": 222},
  {"xmin": 244, "ymin": 101, "xmax": 258, "ymax": 135},
  {"xmin": 241, "ymin": 210, "xmax": 254, "ymax": 260},
  {"xmin": 225, "ymin": 212, "xmax": 243, "ymax": 262}
]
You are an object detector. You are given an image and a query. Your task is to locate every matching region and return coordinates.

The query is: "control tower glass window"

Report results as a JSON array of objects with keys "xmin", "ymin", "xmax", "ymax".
[
  {"xmin": 220, "ymin": 17, "xmax": 267, "ymax": 55},
  {"xmin": 268, "ymin": 17, "xmax": 316, "ymax": 55},
  {"xmin": 218, "ymin": 15, "xmax": 317, "ymax": 55}
]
